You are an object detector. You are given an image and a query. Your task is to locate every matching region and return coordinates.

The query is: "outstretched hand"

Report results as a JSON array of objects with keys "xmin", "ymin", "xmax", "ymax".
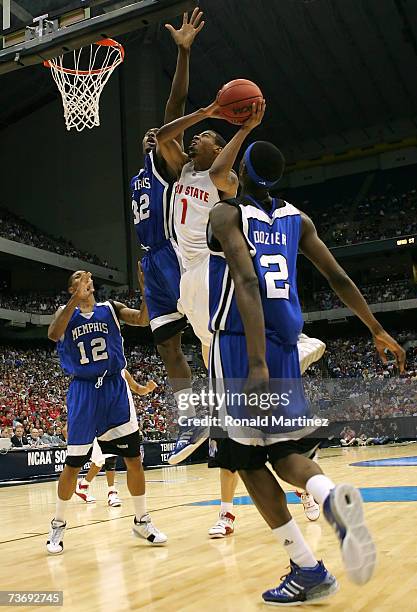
[
  {"xmin": 146, "ymin": 380, "xmax": 158, "ymax": 393},
  {"xmin": 243, "ymin": 363, "xmax": 271, "ymax": 416},
  {"xmin": 202, "ymin": 98, "xmax": 266, "ymax": 128},
  {"xmin": 74, "ymin": 272, "xmax": 93, "ymax": 302},
  {"xmin": 165, "ymin": 8, "xmax": 205, "ymax": 49},
  {"xmin": 203, "ymin": 100, "xmax": 224, "ymax": 119},
  {"xmin": 241, "ymin": 99, "xmax": 266, "ymax": 130},
  {"xmin": 373, "ymin": 329, "xmax": 406, "ymax": 373}
]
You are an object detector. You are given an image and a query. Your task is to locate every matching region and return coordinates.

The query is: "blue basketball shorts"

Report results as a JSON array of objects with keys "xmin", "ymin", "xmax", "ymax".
[
  {"xmin": 141, "ymin": 239, "xmax": 187, "ymax": 344},
  {"xmin": 209, "ymin": 331, "xmax": 315, "ymax": 443},
  {"xmin": 66, "ymin": 371, "xmax": 139, "ymax": 465}
]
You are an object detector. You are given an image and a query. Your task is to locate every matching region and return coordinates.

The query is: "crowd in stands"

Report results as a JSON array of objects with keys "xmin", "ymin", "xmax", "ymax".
[
  {"xmin": 0, "ymin": 344, "xmax": 205, "ymax": 446},
  {"xmin": 1, "ymin": 170, "xmax": 417, "ymax": 271},
  {"xmin": 0, "ymin": 289, "xmax": 141, "ymax": 315},
  {"xmin": 324, "ymin": 330, "xmax": 416, "ymax": 380},
  {"xmin": 305, "ymin": 278, "xmax": 415, "ymax": 312},
  {"xmin": 1, "ymin": 330, "xmax": 416, "ymax": 448},
  {"xmin": 0, "ymin": 291, "xmax": 67, "ymax": 315},
  {"xmin": 315, "ymin": 188, "xmax": 417, "ymax": 247},
  {"xmin": 284, "ymin": 166, "xmax": 417, "ymax": 248},
  {"xmin": 304, "ymin": 332, "xmax": 417, "ymax": 433},
  {"xmin": 2, "ymin": 279, "xmax": 415, "ymax": 316},
  {"xmin": 0, "ymin": 208, "xmax": 115, "ymax": 269}
]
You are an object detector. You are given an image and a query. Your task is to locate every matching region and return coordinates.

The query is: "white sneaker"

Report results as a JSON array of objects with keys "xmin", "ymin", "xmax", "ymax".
[
  {"xmin": 298, "ymin": 333, "xmax": 326, "ymax": 374},
  {"xmin": 132, "ymin": 513, "xmax": 167, "ymax": 545},
  {"xmin": 46, "ymin": 519, "xmax": 66, "ymax": 555},
  {"xmin": 208, "ymin": 512, "xmax": 235, "ymax": 538},
  {"xmin": 324, "ymin": 484, "xmax": 376, "ymax": 585},
  {"xmin": 108, "ymin": 490, "xmax": 122, "ymax": 507},
  {"xmin": 300, "ymin": 492, "xmax": 320, "ymax": 521},
  {"xmin": 75, "ymin": 481, "xmax": 96, "ymax": 503}
]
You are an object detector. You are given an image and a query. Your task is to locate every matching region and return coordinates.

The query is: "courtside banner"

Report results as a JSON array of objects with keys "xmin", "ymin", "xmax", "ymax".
[{"xmin": 0, "ymin": 441, "xmax": 208, "ymax": 483}]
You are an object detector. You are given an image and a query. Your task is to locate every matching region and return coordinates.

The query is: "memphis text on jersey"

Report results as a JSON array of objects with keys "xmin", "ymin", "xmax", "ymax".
[
  {"xmin": 72, "ymin": 322, "xmax": 109, "ymax": 341},
  {"xmin": 133, "ymin": 176, "xmax": 151, "ymax": 190}
]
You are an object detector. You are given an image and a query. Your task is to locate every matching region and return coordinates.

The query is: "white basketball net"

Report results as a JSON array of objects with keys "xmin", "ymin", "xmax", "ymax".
[{"xmin": 45, "ymin": 39, "xmax": 124, "ymax": 132}]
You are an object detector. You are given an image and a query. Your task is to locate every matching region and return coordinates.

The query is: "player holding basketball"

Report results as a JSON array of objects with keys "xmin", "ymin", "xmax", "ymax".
[
  {"xmin": 131, "ymin": 9, "xmax": 204, "ymax": 435},
  {"xmin": 207, "ymin": 140, "xmax": 405, "ymax": 604},
  {"xmin": 156, "ymin": 99, "xmax": 325, "ymax": 534},
  {"xmin": 155, "ymin": 98, "xmax": 261, "ymax": 537},
  {"xmin": 46, "ymin": 271, "xmax": 166, "ymax": 554},
  {"xmin": 75, "ymin": 370, "xmax": 157, "ymax": 507}
]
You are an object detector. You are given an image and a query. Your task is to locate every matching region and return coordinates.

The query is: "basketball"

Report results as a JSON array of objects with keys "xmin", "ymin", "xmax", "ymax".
[{"xmin": 216, "ymin": 79, "xmax": 263, "ymax": 124}]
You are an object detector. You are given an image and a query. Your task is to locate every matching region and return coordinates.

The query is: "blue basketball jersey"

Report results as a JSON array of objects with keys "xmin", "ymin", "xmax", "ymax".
[
  {"xmin": 130, "ymin": 150, "xmax": 175, "ymax": 249},
  {"xmin": 57, "ymin": 301, "xmax": 126, "ymax": 379},
  {"xmin": 209, "ymin": 197, "xmax": 304, "ymax": 345}
]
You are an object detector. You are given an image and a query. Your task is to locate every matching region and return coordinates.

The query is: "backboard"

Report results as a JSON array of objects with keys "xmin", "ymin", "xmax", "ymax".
[{"xmin": 0, "ymin": 0, "xmax": 196, "ymax": 74}]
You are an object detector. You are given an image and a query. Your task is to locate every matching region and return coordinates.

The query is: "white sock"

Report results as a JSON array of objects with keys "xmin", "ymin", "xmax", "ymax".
[
  {"xmin": 306, "ymin": 474, "xmax": 335, "ymax": 505},
  {"xmin": 55, "ymin": 498, "xmax": 69, "ymax": 523},
  {"xmin": 80, "ymin": 477, "xmax": 90, "ymax": 487},
  {"xmin": 132, "ymin": 494, "xmax": 147, "ymax": 521},
  {"xmin": 272, "ymin": 519, "xmax": 317, "ymax": 568},
  {"xmin": 108, "ymin": 484, "xmax": 117, "ymax": 493},
  {"xmin": 174, "ymin": 387, "xmax": 195, "ymax": 418},
  {"xmin": 220, "ymin": 502, "xmax": 234, "ymax": 515}
]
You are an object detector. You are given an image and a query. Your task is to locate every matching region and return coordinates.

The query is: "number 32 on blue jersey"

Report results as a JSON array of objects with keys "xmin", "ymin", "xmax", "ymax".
[{"xmin": 132, "ymin": 194, "xmax": 150, "ymax": 224}]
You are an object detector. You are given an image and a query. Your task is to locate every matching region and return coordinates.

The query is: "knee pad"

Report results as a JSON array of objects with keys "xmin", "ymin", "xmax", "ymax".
[
  {"xmin": 104, "ymin": 456, "xmax": 117, "ymax": 471},
  {"xmin": 65, "ymin": 448, "xmax": 92, "ymax": 468}
]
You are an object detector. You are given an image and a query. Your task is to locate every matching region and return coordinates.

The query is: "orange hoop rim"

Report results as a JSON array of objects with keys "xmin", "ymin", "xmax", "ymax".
[{"xmin": 43, "ymin": 38, "xmax": 124, "ymax": 75}]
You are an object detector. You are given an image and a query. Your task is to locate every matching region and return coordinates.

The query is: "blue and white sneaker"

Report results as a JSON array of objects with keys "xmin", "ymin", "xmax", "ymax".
[
  {"xmin": 262, "ymin": 560, "xmax": 338, "ymax": 606},
  {"xmin": 323, "ymin": 484, "xmax": 376, "ymax": 585},
  {"xmin": 167, "ymin": 424, "xmax": 208, "ymax": 465}
]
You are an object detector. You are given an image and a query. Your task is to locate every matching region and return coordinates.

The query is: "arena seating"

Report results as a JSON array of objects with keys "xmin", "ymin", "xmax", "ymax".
[
  {"xmin": 1, "ymin": 332, "xmax": 416, "ymax": 447},
  {"xmin": 280, "ymin": 165, "xmax": 417, "ymax": 247},
  {"xmin": 0, "ymin": 344, "xmax": 206, "ymax": 444},
  {"xmin": 0, "ymin": 207, "xmax": 116, "ymax": 268},
  {"xmin": 1, "ymin": 279, "xmax": 415, "ymax": 316}
]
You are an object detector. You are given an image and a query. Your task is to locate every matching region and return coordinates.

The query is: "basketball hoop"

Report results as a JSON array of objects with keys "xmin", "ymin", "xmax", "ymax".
[{"xmin": 44, "ymin": 39, "xmax": 124, "ymax": 132}]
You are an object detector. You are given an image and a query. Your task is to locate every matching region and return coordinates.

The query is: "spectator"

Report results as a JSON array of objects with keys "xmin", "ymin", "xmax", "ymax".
[
  {"xmin": 11, "ymin": 424, "xmax": 29, "ymax": 447},
  {"xmin": 37, "ymin": 428, "xmax": 50, "ymax": 445},
  {"xmin": 28, "ymin": 428, "xmax": 44, "ymax": 447},
  {"xmin": 55, "ymin": 427, "xmax": 66, "ymax": 443}
]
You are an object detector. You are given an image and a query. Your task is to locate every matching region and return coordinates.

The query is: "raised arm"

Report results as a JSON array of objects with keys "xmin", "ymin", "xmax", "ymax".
[
  {"xmin": 164, "ymin": 8, "xmax": 204, "ymax": 140},
  {"xmin": 112, "ymin": 300, "xmax": 149, "ymax": 327},
  {"xmin": 210, "ymin": 203, "xmax": 268, "ymax": 382},
  {"xmin": 136, "ymin": 259, "xmax": 149, "ymax": 326},
  {"xmin": 156, "ymin": 107, "xmax": 207, "ymax": 176},
  {"xmin": 299, "ymin": 213, "xmax": 406, "ymax": 371},
  {"xmin": 48, "ymin": 272, "xmax": 92, "ymax": 342},
  {"xmin": 209, "ymin": 100, "xmax": 265, "ymax": 197},
  {"xmin": 124, "ymin": 369, "xmax": 157, "ymax": 396}
]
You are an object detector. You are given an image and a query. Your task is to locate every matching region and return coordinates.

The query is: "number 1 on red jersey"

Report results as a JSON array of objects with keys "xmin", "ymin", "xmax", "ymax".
[{"xmin": 180, "ymin": 197, "xmax": 188, "ymax": 224}]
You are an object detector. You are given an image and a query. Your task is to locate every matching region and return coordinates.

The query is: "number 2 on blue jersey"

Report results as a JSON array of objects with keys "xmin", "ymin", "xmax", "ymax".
[{"xmin": 260, "ymin": 254, "xmax": 290, "ymax": 299}]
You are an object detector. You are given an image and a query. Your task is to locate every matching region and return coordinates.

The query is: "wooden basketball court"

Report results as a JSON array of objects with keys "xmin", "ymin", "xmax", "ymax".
[{"xmin": 2, "ymin": 443, "xmax": 417, "ymax": 611}]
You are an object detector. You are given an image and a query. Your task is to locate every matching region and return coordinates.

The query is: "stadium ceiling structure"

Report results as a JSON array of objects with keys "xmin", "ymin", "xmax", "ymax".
[{"xmin": 1, "ymin": 0, "xmax": 417, "ymax": 161}]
